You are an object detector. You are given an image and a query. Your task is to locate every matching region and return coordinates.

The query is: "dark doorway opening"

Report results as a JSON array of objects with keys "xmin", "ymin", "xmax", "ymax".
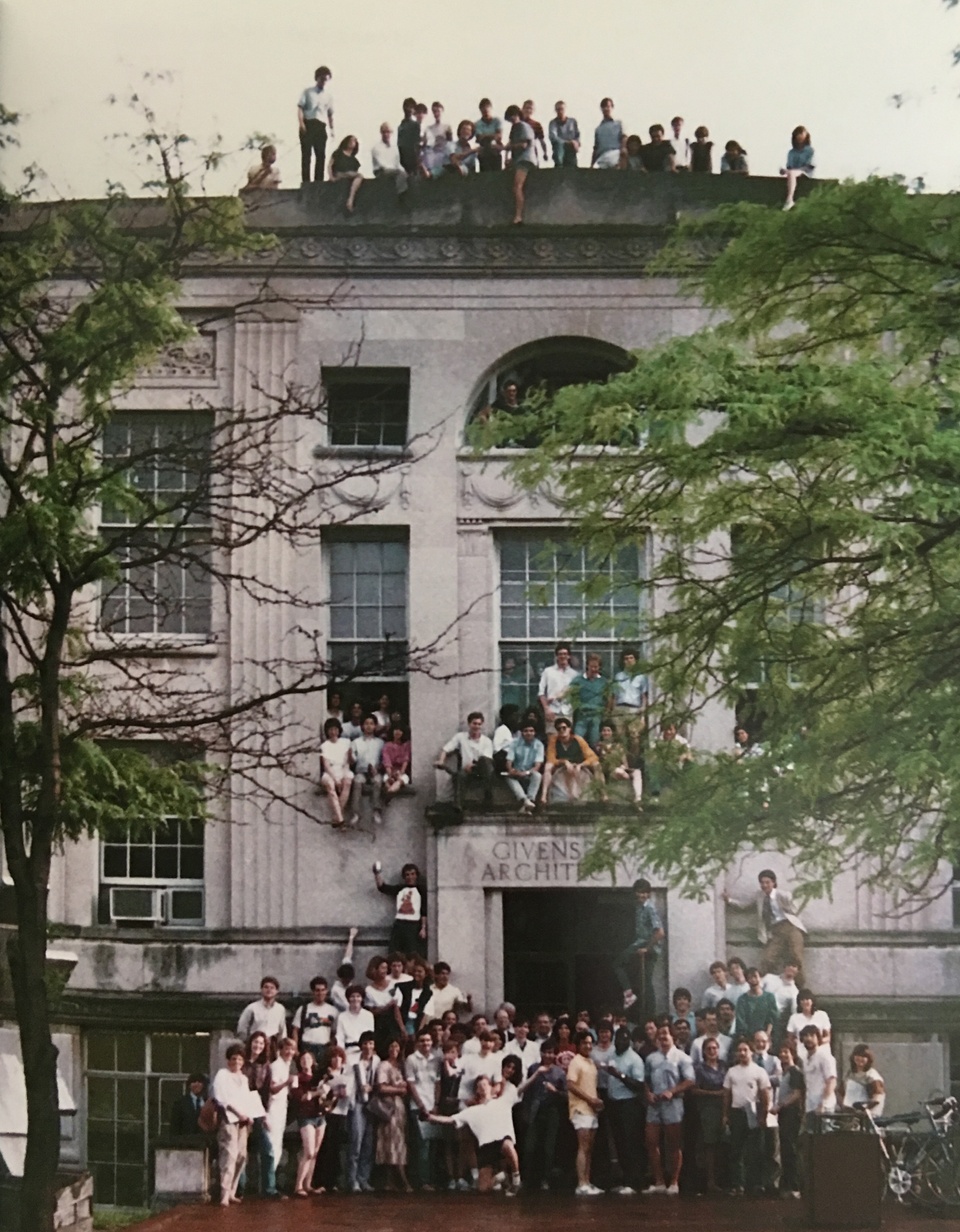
[{"xmin": 502, "ymin": 888, "xmax": 668, "ymax": 1020}]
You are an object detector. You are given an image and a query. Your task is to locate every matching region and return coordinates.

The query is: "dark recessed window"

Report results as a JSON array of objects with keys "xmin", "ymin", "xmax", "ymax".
[{"xmin": 324, "ymin": 368, "xmax": 410, "ymax": 448}]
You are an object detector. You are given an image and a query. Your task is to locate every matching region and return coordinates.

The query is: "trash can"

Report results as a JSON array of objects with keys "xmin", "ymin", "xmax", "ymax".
[{"xmin": 803, "ymin": 1129, "xmax": 882, "ymax": 1228}]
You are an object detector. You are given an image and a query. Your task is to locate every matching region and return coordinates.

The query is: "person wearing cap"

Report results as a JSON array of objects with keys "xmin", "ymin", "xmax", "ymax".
[{"xmin": 613, "ymin": 878, "xmax": 665, "ymax": 1018}]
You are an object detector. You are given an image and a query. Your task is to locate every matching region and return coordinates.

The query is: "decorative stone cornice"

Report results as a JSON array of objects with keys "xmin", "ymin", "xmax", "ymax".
[{"xmin": 250, "ymin": 230, "xmax": 663, "ymax": 275}]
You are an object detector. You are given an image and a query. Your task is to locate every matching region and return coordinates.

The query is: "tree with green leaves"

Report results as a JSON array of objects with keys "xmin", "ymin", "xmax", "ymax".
[
  {"xmin": 487, "ymin": 176, "xmax": 960, "ymax": 905},
  {"xmin": 0, "ymin": 108, "xmax": 420, "ymax": 1228}
]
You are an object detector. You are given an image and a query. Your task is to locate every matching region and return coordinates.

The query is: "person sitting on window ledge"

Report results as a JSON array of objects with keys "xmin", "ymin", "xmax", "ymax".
[
  {"xmin": 434, "ymin": 710, "xmax": 495, "ymax": 809},
  {"xmin": 348, "ymin": 713, "xmax": 385, "ymax": 826},
  {"xmin": 542, "ymin": 717, "xmax": 600, "ymax": 805},
  {"xmin": 504, "ymin": 718, "xmax": 545, "ymax": 813},
  {"xmin": 381, "ymin": 722, "xmax": 411, "ymax": 806},
  {"xmin": 319, "ymin": 716, "xmax": 354, "ymax": 827}
]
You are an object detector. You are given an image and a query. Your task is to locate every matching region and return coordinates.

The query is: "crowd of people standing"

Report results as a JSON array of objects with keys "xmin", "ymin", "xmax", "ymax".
[
  {"xmin": 242, "ymin": 65, "xmax": 816, "ymax": 217},
  {"xmin": 194, "ymin": 956, "xmax": 881, "ymax": 1205},
  {"xmin": 179, "ymin": 868, "xmax": 887, "ymax": 1206}
]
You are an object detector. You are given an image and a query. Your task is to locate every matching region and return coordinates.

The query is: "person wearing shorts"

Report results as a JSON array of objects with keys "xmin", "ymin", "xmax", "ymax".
[
  {"xmin": 504, "ymin": 104, "xmax": 536, "ymax": 225},
  {"xmin": 428, "ymin": 1076, "xmax": 520, "ymax": 1194},
  {"xmin": 644, "ymin": 1024, "xmax": 694, "ymax": 1195},
  {"xmin": 566, "ymin": 1031, "xmax": 604, "ymax": 1195},
  {"xmin": 319, "ymin": 717, "xmax": 353, "ymax": 827}
]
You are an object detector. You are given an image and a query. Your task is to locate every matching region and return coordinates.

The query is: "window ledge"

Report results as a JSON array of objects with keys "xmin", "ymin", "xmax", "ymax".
[
  {"xmin": 91, "ymin": 634, "xmax": 220, "ymax": 658},
  {"xmin": 314, "ymin": 444, "xmax": 412, "ymax": 461}
]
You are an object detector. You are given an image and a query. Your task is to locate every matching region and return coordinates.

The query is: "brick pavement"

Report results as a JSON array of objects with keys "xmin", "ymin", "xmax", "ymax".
[{"xmin": 126, "ymin": 1192, "xmax": 948, "ymax": 1232}]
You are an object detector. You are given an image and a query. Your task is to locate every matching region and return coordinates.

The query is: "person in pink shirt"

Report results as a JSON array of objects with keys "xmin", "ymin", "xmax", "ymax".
[{"xmin": 382, "ymin": 722, "xmax": 412, "ymax": 807}]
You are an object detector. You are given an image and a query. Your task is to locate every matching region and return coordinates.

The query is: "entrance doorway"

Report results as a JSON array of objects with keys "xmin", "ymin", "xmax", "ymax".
[{"xmin": 502, "ymin": 888, "xmax": 668, "ymax": 1018}]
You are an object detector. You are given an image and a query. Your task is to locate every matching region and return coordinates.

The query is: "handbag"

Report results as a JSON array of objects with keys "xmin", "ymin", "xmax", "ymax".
[
  {"xmin": 364, "ymin": 1089, "xmax": 393, "ymax": 1124},
  {"xmin": 198, "ymin": 1098, "xmax": 221, "ymax": 1134}
]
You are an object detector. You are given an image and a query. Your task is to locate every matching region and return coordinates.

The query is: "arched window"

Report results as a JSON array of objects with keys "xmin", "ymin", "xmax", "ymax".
[{"xmin": 466, "ymin": 335, "xmax": 631, "ymax": 442}]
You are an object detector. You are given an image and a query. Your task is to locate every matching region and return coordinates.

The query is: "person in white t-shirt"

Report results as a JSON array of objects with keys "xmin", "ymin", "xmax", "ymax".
[
  {"xmin": 371, "ymin": 121, "xmax": 409, "ymax": 195},
  {"xmin": 504, "ymin": 1018, "xmax": 541, "ymax": 1072},
  {"xmin": 799, "ymin": 1026, "xmax": 837, "ymax": 1128},
  {"xmin": 690, "ymin": 1009, "xmax": 733, "ymax": 1065},
  {"xmin": 435, "ymin": 711, "xmax": 495, "ymax": 809},
  {"xmin": 702, "ymin": 960, "xmax": 732, "ymax": 1009},
  {"xmin": 460, "ymin": 1014, "xmax": 489, "ymax": 1058},
  {"xmin": 319, "ymin": 717, "xmax": 354, "ymax": 827},
  {"xmin": 265, "ymin": 1036, "xmax": 298, "ymax": 1180},
  {"xmin": 786, "ymin": 990, "xmax": 832, "ymax": 1050},
  {"xmin": 348, "ymin": 714, "xmax": 385, "ymax": 826},
  {"xmin": 335, "ymin": 985, "xmax": 376, "ymax": 1063},
  {"xmin": 841, "ymin": 1044, "xmax": 885, "ymax": 1116},
  {"xmin": 722, "ymin": 1040, "xmax": 771, "ymax": 1195},
  {"xmin": 291, "ymin": 977, "xmax": 339, "ymax": 1062},
  {"xmin": 763, "ymin": 961, "xmax": 800, "ymax": 1020},
  {"xmin": 237, "ymin": 977, "xmax": 287, "ymax": 1043},
  {"xmin": 667, "ymin": 116, "xmax": 690, "ymax": 170},
  {"xmin": 212, "ymin": 1043, "xmax": 267, "ymax": 1206},
  {"xmin": 538, "ymin": 643, "xmax": 579, "ymax": 725},
  {"xmin": 460, "ymin": 1031, "xmax": 501, "ymax": 1104},
  {"xmin": 429, "ymin": 1075, "xmax": 521, "ymax": 1194},
  {"xmin": 419, "ymin": 961, "xmax": 471, "ymax": 1021},
  {"xmin": 725, "ymin": 958, "xmax": 749, "ymax": 1005}
]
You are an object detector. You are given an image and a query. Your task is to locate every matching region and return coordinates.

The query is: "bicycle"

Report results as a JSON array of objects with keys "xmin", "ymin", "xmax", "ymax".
[{"xmin": 868, "ymin": 1095, "xmax": 960, "ymax": 1208}]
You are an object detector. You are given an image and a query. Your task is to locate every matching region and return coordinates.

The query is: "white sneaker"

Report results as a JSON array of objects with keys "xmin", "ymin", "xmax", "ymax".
[
  {"xmin": 623, "ymin": 990, "xmax": 637, "ymax": 1009},
  {"xmin": 575, "ymin": 1184, "xmax": 597, "ymax": 1196},
  {"xmin": 347, "ymin": 813, "xmax": 360, "ymax": 827},
  {"xmin": 666, "ymin": 1183, "xmax": 679, "ymax": 1195},
  {"xmin": 614, "ymin": 1185, "xmax": 636, "ymax": 1195},
  {"xmin": 372, "ymin": 809, "xmax": 383, "ymax": 825},
  {"xmin": 584, "ymin": 1184, "xmax": 604, "ymax": 1195},
  {"xmin": 642, "ymin": 1184, "xmax": 666, "ymax": 1194}
]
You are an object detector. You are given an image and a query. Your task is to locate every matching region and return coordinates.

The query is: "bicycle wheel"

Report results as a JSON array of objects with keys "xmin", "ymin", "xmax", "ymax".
[
  {"xmin": 916, "ymin": 1143, "xmax": 960, "ymax": 1207},
  {"xmin": 885, "ymin": 1134, "xmax": 923, "ymax": 1203}
]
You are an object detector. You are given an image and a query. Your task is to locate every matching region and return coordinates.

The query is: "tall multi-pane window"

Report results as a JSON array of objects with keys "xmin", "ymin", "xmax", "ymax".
[
  {"xmin": 327, "ymin": 536, "xmax": 409, "ymax": 678},
  {"xmin": 498, "ymin": 533, "xmax": 646, "ymax": 712},
  {"xmin": 100, "ymin": 412, "xmax": 213, "ymax": 636},
  {"xmin": 86, "ymin": 1030, "xmax": 210, "ymax": 1206}
]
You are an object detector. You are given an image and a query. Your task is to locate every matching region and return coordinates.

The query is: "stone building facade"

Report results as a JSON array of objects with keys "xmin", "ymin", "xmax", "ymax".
[{"xmin": 1, "ymin": 172, "xmax": 957, "ymax": 1205}]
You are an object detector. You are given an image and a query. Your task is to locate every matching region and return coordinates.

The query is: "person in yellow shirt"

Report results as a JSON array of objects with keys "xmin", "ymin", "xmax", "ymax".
[
  {"xmin": 542, "ymin": 718, "xmax": 600, "ymax": 805},
  {"xmin": 566, "ymin": 1031, "xmax": 605, "ymax": 1195}
]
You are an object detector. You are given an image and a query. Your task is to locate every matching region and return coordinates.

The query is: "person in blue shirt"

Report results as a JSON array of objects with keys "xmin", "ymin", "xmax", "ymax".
[
  {"xmin": 613, "ymin": 878, "xmax": 665, "ymax": 1017},
  {"xmin": 782, "ymin": 125, "xmax": 815, "ymax": 210},
  {"xmin": 504, "ymin": 719, "xmax": 545, "ymax": 813},
  {"xmin": 598, "ymin": 1028, "xmax": 647, "ymax": 1194},
  {"xmin": 644, "ymin": 1024, "xmax": 695, "ymax": 1195}
]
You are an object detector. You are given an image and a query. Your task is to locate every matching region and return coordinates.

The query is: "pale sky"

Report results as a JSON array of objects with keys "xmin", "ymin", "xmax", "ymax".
[{"xmin": 1, "ymin": 0, "xmax": 958, "ymax": 197}]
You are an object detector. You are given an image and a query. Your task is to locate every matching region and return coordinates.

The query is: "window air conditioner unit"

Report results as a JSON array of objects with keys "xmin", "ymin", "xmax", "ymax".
[
  {"xmin": 109, "ymin": 886, "xmax": 164, "ymax": 924},
  {"xmin": 164, "ymin": 887, "xmax": 205, "ymax": 926}
]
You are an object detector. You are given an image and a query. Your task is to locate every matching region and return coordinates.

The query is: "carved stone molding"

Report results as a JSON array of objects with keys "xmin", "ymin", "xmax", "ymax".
[
  {"xmin": 328, "ymin": 465, "xmax": 410, "ymax": 512},
  {"xmin": 458, "ymin": 461, "xmax": 559, "ymax": 516},
  {"xmin": 229, "ymin": 231, "xmax": 662, "ymax": 276},
  {"xmin": 139, "ymin": 314, "xmax": 218, "ymax": 383}
]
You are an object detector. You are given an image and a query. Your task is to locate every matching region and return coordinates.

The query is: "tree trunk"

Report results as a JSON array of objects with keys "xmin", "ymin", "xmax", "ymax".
[{"xmin": 8, "ymin": 875, "xmax": 59, "ymax": 1232}]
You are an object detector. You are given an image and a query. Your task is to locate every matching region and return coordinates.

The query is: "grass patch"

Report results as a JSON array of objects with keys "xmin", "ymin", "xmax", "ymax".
[{"xmin": 93, "ymin": 1208, "xmax": 152, "ymax": 1230}]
